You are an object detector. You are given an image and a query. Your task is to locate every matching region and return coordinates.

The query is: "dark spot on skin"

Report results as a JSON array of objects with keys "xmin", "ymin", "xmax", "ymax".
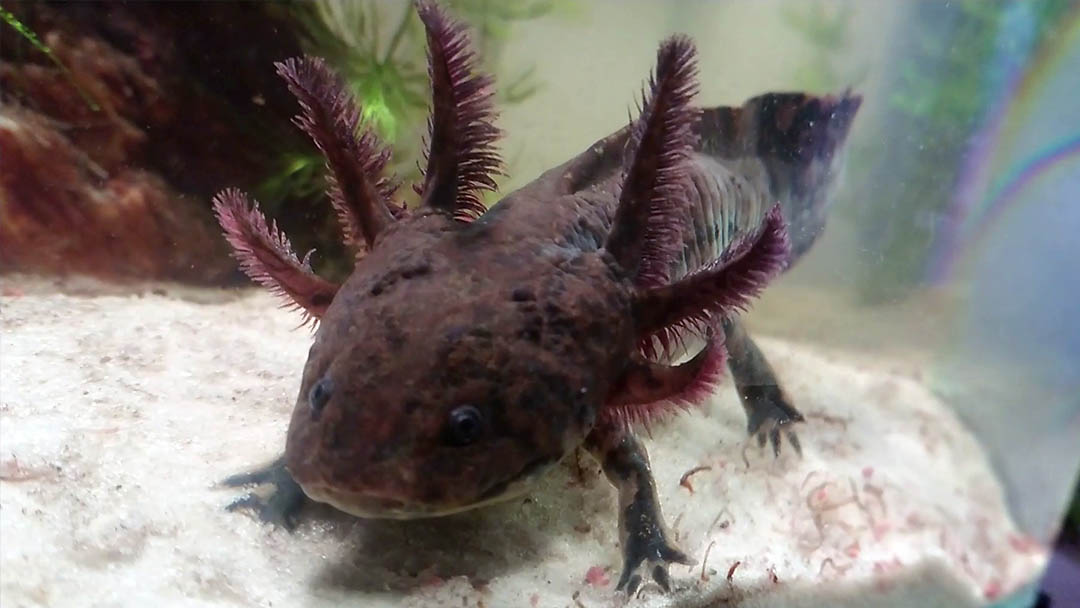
[
  {"xmin": 384, "ymin": 320, "xmax": 406, "ymax": 350},
  {"xmin": 544, "ymin": 301, "xmax": 580, "ymax": 339},
  {"xmin": 586, "ymin": 319, "xmax": 608, "ymax": 341},
  {"xmin": 544, "ymin": 277, "xmax": 568, "ymax": 297},
  {"xmin": 514, "ymin": 374, "xmax": 550, "ymax": 410},
  {"xmin": 511, "ymin": 287, "xmax": 535, "ymax": 302},
  {"xmin": 576, "ymin": 400, "xmax": 595, "ymax": 428},
  {"xmin": 445, "ymin": 325, "xmax": 468, "ymax": 343},
  {"xmin": 517, "ymin": 390, "xmax": 544, "ymax": 411},
  {"xmin": 520, "ymin": 328, "xmax": 542, "ymax": 343},
  {"xmin": 363, "ymin": 351, "xmax": 381, "ymax": 366},
  {"xmin": 401, "ymin": 263, "xmax": 431, "ymax": 279},
  {"xmin": 372, "ymin": 440, "xmax": 399, "ymax": 463},
  {"xmin": 310, "ymin": 293, "xmax": 332, "ymax": 308},
  {"xmin": 308, "ymin": 377, "xmax": 333, "ymax": 420},
  {"xmin": 467, "ymin": 327, "xmax": 493, "ymax": 340},
  {"xmin": 438, "ymin": 369, "xmax": 468, "ymax": 388},
  {"xmin": 369, "ymin": 273, "xmax": 399, "ymax": 296},
  {"xmin": 328, "ymin": 424, "xmax": 347, "ymax": 450},
  {"xmin": 518, "ymin": 316, "xmax": 543, "ymax": 343}
]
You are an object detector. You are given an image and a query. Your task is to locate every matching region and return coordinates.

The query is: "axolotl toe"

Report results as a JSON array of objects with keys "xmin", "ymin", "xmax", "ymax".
[{"xmin": 214, "ymin": 0, "xmax": 861, "ymax": 594}]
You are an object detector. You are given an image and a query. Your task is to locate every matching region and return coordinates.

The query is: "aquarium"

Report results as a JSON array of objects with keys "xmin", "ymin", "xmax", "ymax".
[{"xmin": 2, "ymin": 1, "xmax": 1078, "ymax": 607}]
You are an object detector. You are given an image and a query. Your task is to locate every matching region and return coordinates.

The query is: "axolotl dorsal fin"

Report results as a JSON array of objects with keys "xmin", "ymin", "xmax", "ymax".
[
  {"xmin": 670, "ymin": 92, "xmax": 863, "ymax": 283},
  {"xmin": 514, "ymin": 91, "xmax": 861, "ymax": 281}
]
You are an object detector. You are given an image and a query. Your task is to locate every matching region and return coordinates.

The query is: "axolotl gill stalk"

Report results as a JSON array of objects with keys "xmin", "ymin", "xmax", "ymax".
[{"xmin": 214, "ymin": 0, "xmax": 861, "ymax": 593}]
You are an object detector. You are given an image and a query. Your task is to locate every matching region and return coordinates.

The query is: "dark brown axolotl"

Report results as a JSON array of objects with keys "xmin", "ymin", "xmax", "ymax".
[{"xmin": 213, "ymin": 1, "xmax": 860, "ymax": 594}]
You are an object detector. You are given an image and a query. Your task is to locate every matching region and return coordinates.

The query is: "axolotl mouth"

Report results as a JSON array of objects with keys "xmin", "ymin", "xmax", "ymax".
[
  {"xmin": 298, "ymin": 475, "xmax": 535, "ymax": 520},
  {"xmin": 289, "ymin": 454, "xmax": 562, "ymax": 520}
]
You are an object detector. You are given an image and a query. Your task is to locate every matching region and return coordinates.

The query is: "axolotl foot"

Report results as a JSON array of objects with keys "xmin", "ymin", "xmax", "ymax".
[
  {"xmin": 220, "ymin": 456, "xmax": 308, "ymax": 530},
  {"xmin": 745, "ymin": 383, "xmax": 804, "ymax": 459},
  {"xmin": 588, "ymin": 428, "xmax": 696, "ymax": 595},
  {"xmin": 722, "ymin": 318, "xmax": 805, "ymax": 458}
]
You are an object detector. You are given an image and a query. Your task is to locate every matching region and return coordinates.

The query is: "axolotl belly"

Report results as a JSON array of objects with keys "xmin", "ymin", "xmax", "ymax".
[{"xmin": 214, "ymin": 0, "xmax": 861, "ymax": 594}]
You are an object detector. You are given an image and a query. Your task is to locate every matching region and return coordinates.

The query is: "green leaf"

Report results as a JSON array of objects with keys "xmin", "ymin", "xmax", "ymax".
[{"xmin": 1, "ymin": 5, "xmax": 101, "ymax": 112}]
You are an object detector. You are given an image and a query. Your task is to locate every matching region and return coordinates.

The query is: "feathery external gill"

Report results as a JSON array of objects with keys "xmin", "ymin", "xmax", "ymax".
[
  {"xmin": 637, "ymin": 204, "xmax": 790, "ymax": 362},
  {"xmin": 415, "ymin": 1, "xmax": 504, "ymax": 221},
  {"xmin": 212, "ymin": 188, "xmax": 340, "ymax": 326},
  {"xmin": 605, "ymin": 36, "xmax": 700, "ymax": 286},
  {"xmin": 275, "ymin": 56, "xmax": 399, "ymax": 251}
]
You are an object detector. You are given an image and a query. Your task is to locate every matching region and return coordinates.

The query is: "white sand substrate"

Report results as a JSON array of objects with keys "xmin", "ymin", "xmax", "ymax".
[{"xmin": 0, "ymin": 279, "xmax": 1047, "ymax": 608}]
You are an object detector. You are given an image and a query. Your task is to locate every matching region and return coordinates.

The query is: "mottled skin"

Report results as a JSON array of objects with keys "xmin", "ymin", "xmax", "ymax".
[
  {"xmin": 287, "ymin": 209, "xmax": 635, "ymax": 517},
  {"xmin": 214, "ymin": 1, "xmax": 861, "ymax": 595}
]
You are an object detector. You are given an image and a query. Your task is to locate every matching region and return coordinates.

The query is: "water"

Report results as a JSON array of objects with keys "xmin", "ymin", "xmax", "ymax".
[{"xmin": 1, "ymin": 1, "xmax": 1077, "ymax": 607}]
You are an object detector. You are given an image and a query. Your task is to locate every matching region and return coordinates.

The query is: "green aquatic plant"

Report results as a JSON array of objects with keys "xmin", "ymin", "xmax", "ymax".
[
  {"xmin": 256, "ymin": 0, "xmax": 565, "ymax": 211},
  {"xmin": 0, "ymin": 4, "xmax": 100, "ymax": 112}
]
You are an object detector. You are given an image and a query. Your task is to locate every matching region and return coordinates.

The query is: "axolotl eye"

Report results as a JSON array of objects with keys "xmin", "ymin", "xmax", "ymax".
[
  {"xmin": 443, "ymin": 405, "xmax": 485, "ymax": 446},
  {"xmin": 308, "ymin": 377, "xmax": 333, "ymax": 420}
]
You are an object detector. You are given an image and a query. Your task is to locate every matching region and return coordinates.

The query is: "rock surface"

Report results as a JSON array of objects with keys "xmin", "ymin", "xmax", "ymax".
[
  {"xmin": 0, "ymin": 3, "xmax": 308, "ymax": 283},
  {"xmin": 0, "ymin": 277, "xmax": 1047, "ymax": 608}
]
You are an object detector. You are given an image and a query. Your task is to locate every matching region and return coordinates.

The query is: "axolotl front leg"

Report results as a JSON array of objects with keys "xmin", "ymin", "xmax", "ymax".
[
  {"xmin": 587, "ymin": 426, "xmax": 694, "ymax": 594},
  {"xmin": 220, "ymin": 456, "xmax": 308, "ymax": 530},
  {"xmin": 573, "ymin": 35, "xmax": 795, "ymax": 595}
]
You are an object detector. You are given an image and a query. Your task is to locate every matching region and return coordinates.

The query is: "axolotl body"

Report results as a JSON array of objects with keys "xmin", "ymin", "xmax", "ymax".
[{"xmin": 214, "ymin": 1, "xmax": 860, "ymax": 593}]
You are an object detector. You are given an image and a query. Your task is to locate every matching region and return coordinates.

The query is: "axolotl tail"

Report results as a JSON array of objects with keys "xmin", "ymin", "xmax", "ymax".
[
  {"xmin": 493, "ymin": 90, "xmax": 862, "ymax": 283},
  {"xmin": 671, "ymin": 92, "xmax": 863, "ymax": 281}
]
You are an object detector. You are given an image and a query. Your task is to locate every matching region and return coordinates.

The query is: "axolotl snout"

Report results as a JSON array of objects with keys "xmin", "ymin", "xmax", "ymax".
[{"xmin": 214, "ymin": 0, "xmax": 860, "ymax": 593}]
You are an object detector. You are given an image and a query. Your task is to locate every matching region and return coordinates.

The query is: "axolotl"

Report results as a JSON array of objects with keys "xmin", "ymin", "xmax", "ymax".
[{"xmin": 214, "ymin": 0, "xmax": 860, "ymax": 594}]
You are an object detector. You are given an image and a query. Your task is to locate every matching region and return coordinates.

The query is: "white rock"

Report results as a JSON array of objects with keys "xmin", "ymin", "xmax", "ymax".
[{"xmin": 0, "ymin": 280, "xmax": 1047, "ymax": 607}]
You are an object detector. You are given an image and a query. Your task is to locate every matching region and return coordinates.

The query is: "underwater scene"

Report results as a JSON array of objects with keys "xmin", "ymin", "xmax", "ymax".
[{"xmin": 2, "ymin": 1, "xmax": 1078, "ymax": 607}]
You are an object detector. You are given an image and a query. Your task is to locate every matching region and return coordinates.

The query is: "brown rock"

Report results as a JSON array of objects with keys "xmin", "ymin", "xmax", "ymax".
[
  {"xmin": 0, "ymin": 106, "xmax": 235, "ymax": 283},
  {"xmin": 0, "ymin": 2, "xmax": 309, "ymax": 284}
]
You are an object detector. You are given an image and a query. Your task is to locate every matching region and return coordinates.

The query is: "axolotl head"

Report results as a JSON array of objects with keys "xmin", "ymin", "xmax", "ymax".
[
  {"xmin": 283, "ymin": 211, "xmax": 636, "ymax": 518},
  {"xmin": 213, "ymin": 2, "xmax": 790, "ymax": 520}
]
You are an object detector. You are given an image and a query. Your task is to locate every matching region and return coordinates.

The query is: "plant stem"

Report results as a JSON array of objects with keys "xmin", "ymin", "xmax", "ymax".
[
  {"xmin": 382, "ymin": 3, "xmax": 413, "ymax": 66},
  {"xmin": 0, "ymin": 5, "xmax": 100, "ymax": 112},
  {"xmin": 368, "ymin": 1, "xmax": 380, "ymax": 57}
]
